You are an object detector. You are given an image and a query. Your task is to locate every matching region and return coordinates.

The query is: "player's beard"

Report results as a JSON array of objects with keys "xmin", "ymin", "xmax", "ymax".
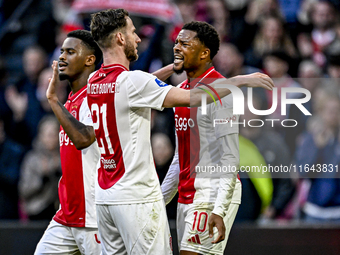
[
  {"xmin": 124, "ymin": 40, "xmax": 138, "ymax": 62},
  {"xmin": 173, "ymin": 64, "xmax": 185, "ymax": 74},
  {"xmin": 59, "ymin": 73, "xmax": 69, "ymax": 81}
]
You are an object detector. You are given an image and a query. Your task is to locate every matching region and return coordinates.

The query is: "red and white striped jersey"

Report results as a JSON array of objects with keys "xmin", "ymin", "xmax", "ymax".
[
  {"xmin": 87, "ymin": 64, "xmax": 172, "ymax": 205},
  {"xmin": 162, "ymin": 67, "xmax": 241, "ymax": 216},
  {"xmin": 54, "ymin": 86, "xmax": 100, "ymax": 228}
]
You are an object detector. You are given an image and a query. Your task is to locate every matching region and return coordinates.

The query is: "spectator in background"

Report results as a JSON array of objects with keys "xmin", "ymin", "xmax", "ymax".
[
  {"xmin": 244, "ymin": 15, "xmax": 298, "ymax": 68},
  {"xmin": 205, "ymin": 0, "xmax": 249, "ymax": 51},
  {"xmin": 175, "ymin": 0, "xmax": 198, "ymax": 24},
  {"xmin": 277, "ymin": 0, "xmax": 302, "ymax": 25},
  {"xmin": 18, "ymin": 115, "xmax": 61, "ymax": 220},
  {"xmin": 243, "ymin": 0, "xmax": 284, "ymax": 51},
  {"xmin": 225, "ymin": 0, "xmax": 250, "ymax": 11},
  {"xmin": 286, "ymin": 60, "xmax": 321, "ymax": 156},
  {"xmin": 0, "ymin": 118, "xmax": 25, "ymax": 219},
  {"xmin": 297, "ymin": 1, "xmax": 338, "ymax": 67},
  {"xmin": 262, "ymin": 50, "xmax": 301, "ymax": 135},
  {"xmin": 245, "ymin": 0, "xmax": 284, "ymax": 26},
  {"xmin": 36, "ymin": 67, "xmax": 68, "ymax": 113},
  {"xmin": 310, "ymin": 1, "xmax": 337, "ymax": 58},
  {"xmin": 295, "ymin": 92, "xmax": 340, "ymax": 222},
  {"xmin": 326, "ymin": 54, "xmax": 340, "ymax": 79},
  {"xmin": 5, "ymin": 45, "xmax": 48, "ymax": 149},
  {"xmin": 214, "ymin": 42, "xmax": 268, "ymax": 107},
  {"xmin": 206, "ymin": 0, "xmax": 230, "ymax": 42},
  {"xmin": 214, "ymin": 43, "xmax": 261, "ymax": 78},
  {"xmin": 51, "ymin": 0, "xmax": 75, "ymax": 25},
  {"xmin": 0, "ymin": 58, "xmax": 12, "ymax": 136},
  {"xmin": 130, "ymin": 23, "xmax": 165, "ymax": 73},
  {"xmin": 297, "ymin": 0, "xmax": 318, "ymax": 26}
]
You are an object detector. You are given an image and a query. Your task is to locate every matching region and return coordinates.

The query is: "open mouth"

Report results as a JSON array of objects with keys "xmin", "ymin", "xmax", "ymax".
[{"xmin": 174, "ymin": 54, "xmax": 184, "ymax": 64}]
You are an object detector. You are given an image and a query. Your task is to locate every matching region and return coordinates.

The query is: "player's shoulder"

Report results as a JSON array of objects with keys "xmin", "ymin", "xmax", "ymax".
[
  {"xmin": 122, "ymin": 70, "xmax": 172, "ymax": 89},
  {"xmin": 117, "ymin": 70, "xmax": 154, "ymax": 84},
  {"xmin": 126, "ymin": 70, "xmax": 154, "ymax": 79}
]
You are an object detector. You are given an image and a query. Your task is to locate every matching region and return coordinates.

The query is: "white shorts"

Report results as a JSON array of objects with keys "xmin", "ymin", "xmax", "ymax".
[
  {"xmin": 96, "ymin": 200, "xmax": 172, "ymax": 255},
  {"xmin": 177, "ymin": 202, "xmax": 239, "ymax": 255},
  {"xmin": 34, "ymin": 219, "xmax": 101, "ymax": 255}
]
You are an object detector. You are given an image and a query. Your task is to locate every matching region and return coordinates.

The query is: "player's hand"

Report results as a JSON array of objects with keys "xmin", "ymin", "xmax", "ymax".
[
  {"xmin": 46, "ymin": 60, "xmax": 59, "ymax": 101},
  {"xmin": 208, "ymin": 213, "xmax": 225, "ymax": 244},
  {"xmin": 234, "ymin": 72, "xmax": 275, "ymax": 91}
]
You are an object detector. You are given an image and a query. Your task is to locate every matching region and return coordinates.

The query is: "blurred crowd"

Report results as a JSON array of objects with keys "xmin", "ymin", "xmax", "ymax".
[{"xmin": 1, "ymin": 0, "xmax": 340, "ymax": 224}]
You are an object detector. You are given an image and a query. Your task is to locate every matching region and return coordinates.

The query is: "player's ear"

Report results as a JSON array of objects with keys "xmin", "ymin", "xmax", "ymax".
[
  {"xmin": 116, "ymin": 31, "xmax": 125, "ymax": 46},
  {"xmin": 201, "ymin": 48, "xmax": 210, "ymax": 60},
  {"xmin": 85, "ymin": 55, "xmax": 96, "ymax": 67}
]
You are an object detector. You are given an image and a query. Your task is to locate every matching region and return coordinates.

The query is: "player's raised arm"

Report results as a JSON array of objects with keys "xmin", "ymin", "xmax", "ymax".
[
  {"xmin": 46, "ymin": 61, "xmax": 95, "ymax": 150},
  {"xmin": 162, "ymin": 72, "xmax": 274, "ymax": 108},
  {"xmin": 152, "ymin": 63, "xmax": 174, "ymax": 81}
]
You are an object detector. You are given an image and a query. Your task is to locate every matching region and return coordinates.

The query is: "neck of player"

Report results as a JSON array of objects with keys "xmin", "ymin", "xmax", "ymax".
[
  {"xmin": 102, "ymin": 47, "xmax": 130, "ymax": 71},
  {"xmin": 186, "ymin": 62, "xmax": 213, "ymax": 79},
  {"xmin": 70, "ymin": 68, "xmax": 94, "ymax": 95}
]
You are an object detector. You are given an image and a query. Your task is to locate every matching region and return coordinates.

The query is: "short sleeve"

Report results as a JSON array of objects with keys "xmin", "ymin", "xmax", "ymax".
[
  {"xmin": 79, "ymin": 97, "xmax": 94, "ymax": 126},
  {"xmin": 211, "ymin": 95, "xmax": 239, "ymax": 139},
  {"xmin": 125, "ymin": 71, "xmax": 173, "ymax": 110}
]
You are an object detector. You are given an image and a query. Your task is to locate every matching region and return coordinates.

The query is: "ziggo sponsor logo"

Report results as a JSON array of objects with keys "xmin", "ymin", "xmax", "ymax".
[
  {"xmin": 101, "ymin": 157, "xmax": 116, "ymax": 169},
  {"xmin": 175, "ymin": 114, "xmax": 195, "ymax": 131},
  {"xmin": 59, "ymin": 130, "xmax": 73, "ymax": 146}
]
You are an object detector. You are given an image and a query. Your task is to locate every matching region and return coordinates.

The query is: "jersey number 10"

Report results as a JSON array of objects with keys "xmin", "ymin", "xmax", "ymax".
[{"xmin": 192, "ymin": 211, "xmax": 208, "ymax": 232}]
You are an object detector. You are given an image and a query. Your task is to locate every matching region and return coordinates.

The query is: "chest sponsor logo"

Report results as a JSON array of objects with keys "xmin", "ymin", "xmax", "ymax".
[
  {"xmin": 175, "ymin": 114, "xmax": 195, "ymax": 131},
  {"xmin": 59, "ymin": 130, "xmax": 74, "ymax": 146}
]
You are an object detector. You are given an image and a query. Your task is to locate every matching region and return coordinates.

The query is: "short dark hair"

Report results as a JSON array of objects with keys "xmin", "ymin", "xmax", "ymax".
[
  {"xmin": 67, "ymin": 30, "xmax": 102, "ymax": 65},
  {"xmin": 182, "ymin": 21, "xmax": 220, "ymax": 59},
  {"xmin": 90, "ymin": 8, "xmax": 129, "ymax": 48}
]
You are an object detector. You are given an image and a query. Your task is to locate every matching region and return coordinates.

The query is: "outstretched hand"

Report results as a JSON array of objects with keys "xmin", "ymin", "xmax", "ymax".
[
  {"xmin": 46, "ymin": 60, "xmax": 59, "ymax": 101},
  {"xmin": 235, "ymin": 72, "xmax": 275, "ymax": 91},
  {"xmin": 208, "ymin": 213, "xmax": 226, "ymax": 244}
]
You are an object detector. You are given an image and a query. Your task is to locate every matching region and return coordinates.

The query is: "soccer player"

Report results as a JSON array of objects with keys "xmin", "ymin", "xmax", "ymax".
[
  {"xmin": 88, "ymin": 8, "xmax": 273, "ymax": 255},
  {"xmin": 35, "ymin": 30, "xmax": 102, "ymax": 254},
  {"xmin": 161, "ymin": 21, "xmax": 261, "ymax": 254}
]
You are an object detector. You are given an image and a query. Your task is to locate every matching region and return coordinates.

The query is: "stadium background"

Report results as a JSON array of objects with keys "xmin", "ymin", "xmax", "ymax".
[{"xmin": 1, "ymin": 0, "xmax": 340, "ymax": 254}]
